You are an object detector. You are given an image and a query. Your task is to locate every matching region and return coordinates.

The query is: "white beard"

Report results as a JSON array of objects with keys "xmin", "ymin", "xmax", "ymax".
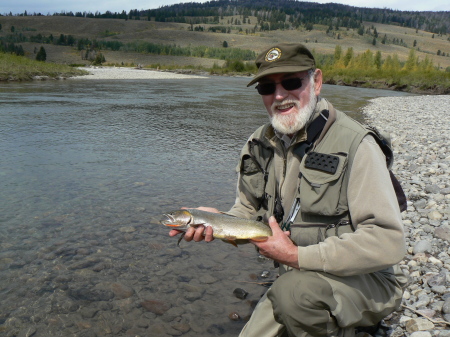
[{"xmin": 269, "ymin": 81, "xmax": 317, "ymax": 135}]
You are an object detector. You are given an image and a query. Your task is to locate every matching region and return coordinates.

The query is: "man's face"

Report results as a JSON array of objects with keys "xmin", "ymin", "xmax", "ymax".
[{"xmin": 259, "ymin": 70, "xmax": 322, "ymax": 135}]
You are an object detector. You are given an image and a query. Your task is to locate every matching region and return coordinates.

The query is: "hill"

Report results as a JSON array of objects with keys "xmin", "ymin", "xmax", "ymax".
[
  {"xmin": 1, "ymin": 16, "xmax": 449, "ymax": 69},
  {"xmin": 0, "ymin": 1, "xmax": 449, "ymax": 78}
]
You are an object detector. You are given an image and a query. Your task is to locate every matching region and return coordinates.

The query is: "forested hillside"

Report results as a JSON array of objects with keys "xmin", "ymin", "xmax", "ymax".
[{"xmin": 1, "ymin": 0, "xmax": 449, "ymax": 91}]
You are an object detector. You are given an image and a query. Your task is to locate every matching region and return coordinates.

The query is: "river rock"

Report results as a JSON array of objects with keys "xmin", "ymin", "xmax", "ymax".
[
  {"xmin": 442, "ymin": 298, "xmax": 450, "ymax": 314},
  {"xmin": 428, "ymin": 211, "xmax": 443, "ymax": 220},
  {"xmin": 405, "ymin": 318, "xmax": 435, "ymax": 333},
  {"xmin": 435, "ymin": 226, "xmax": 450, "ymax": 241},
  {"xmin": 427, "ymin": 272, "xmax": 447, "ymax": 287},
  {"xmin": 413, "ymin": 240, "xmax": 433, "ymax": 254},
  {"xmin": 141, "ymin": 299, "xmax": 171, "ymax": 315},
  {"xmin": 228, "ymin": 312, "xmax": 241, "ymax": 321},
  {"xmin": 425, "ymin": 185, "xmax": 441, "ymax": 194},
  {"xmin": 110, "ymin": 283, "xmax": 135, "ymax": 299},
  {"xmin": 410, "ymin": 332, "xmax": 432, "ymax": 337},
  {"xmin": 233, "ymin": 288, "xmax": 249, "ymax": 300}
]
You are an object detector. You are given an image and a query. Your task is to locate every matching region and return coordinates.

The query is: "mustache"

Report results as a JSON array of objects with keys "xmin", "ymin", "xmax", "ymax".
[{"xmin": 271, "ymin": 99, "xmax": 300, "ymax": 113}]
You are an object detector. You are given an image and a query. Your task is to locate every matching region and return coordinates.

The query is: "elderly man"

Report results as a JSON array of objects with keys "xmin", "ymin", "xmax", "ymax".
[{"xmin": 169, "ymin": 43, "xmax": 407, "ymax": 337}]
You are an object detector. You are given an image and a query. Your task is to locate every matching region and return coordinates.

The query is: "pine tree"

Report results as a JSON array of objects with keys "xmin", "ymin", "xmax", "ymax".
[{"xmin": 36, "ymin": 46, "xmax": 47, "ymax": 62}]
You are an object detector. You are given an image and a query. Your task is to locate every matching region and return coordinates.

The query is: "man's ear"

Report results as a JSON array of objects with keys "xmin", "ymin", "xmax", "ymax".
[{"xmin": 313, "ymin": 69, "xmax": 323, "ymax": 96}]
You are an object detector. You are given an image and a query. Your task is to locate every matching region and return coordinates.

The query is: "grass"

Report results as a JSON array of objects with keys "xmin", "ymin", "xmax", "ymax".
[
  {"xmin": 0, "ymin": 52, "xmax": 87, "ymax": 81},
  {"xmin": 322, "ymin": 65, "xmax": 450, "ymax": 94}
]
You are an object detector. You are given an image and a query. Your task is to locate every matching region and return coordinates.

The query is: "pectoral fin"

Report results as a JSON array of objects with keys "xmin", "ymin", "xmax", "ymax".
[
  {"xmin": 177, "ymin": 232, "xmax": 186, "ymax": 247},
  {"xmin": 222, "ymin": 236, "xmax": 238, "ymax": 248},
  {"xmin": 250, "ymin": 236, "xmax": 269, "ymax": 242}
]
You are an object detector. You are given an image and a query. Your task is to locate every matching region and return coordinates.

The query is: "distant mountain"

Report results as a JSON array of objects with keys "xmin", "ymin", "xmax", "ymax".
[
  {"xmin": 41, "ymin": 0, "xmax": 449, "ymax": 35},
  {"xmin": 144, "ymin": 0, "xmax": 450, "ymax": 34}
]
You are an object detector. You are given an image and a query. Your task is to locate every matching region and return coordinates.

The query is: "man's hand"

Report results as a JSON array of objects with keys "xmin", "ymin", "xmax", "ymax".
[
  {"xmin": 250, "ymin": 216, "xmax": 299, "ymax": 269},
  {"xmin": 168, "ymin": 207, "xmax": 218, "ymax": 243}
]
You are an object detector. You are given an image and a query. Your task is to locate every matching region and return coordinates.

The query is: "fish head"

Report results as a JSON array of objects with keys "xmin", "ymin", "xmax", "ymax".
[{"xmin": 159, "ymin": 210, "xmax": 193, "ymax": 230}]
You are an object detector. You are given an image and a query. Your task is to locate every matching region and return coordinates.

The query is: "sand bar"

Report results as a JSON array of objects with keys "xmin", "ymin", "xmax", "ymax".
[{"xmin": 70, "ymin": 66, "xmax": 209, "ymax": 80}]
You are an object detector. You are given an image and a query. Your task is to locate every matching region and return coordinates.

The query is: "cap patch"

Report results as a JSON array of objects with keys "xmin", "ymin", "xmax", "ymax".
[{"xmin": 265, "ymin": 48, "xmax": 282, "ymax": 62}]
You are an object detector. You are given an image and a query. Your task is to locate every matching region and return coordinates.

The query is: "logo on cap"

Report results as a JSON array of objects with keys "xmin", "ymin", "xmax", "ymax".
[{"xmin": 265, "ymin": 48, "xmax": 281, "ymax": 62}]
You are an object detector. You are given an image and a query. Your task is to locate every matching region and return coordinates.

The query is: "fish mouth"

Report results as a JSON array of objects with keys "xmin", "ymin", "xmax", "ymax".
[{"xmin": 160, "ymin": 214, "xmax": 183, "ymax": 227}]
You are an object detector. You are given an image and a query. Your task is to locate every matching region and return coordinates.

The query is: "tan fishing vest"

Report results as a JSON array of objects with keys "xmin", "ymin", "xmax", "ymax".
[{"xmin": 238, "ymin": 105, "xmax": 391, "ymax": 248}]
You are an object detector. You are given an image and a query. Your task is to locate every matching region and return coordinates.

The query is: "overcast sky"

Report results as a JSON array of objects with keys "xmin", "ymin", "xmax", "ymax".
[{"xmin": 1, "ymin": 0, "xmax": 449, "ymax": 16}]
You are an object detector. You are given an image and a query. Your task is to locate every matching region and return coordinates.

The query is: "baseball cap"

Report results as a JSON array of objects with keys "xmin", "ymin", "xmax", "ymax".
[{"xmin": 247, "ymin": 43, "xmax": 316, "ymax": 87}]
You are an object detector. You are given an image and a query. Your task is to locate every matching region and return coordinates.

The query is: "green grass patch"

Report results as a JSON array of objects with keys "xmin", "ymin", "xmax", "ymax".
[
  {"xmin": 323, "ymin": 67, "xmax": 450, "ymax": 93},
  {"xmin": 0, "ymin": 52, "xmax": 88, "ymax": 81}
]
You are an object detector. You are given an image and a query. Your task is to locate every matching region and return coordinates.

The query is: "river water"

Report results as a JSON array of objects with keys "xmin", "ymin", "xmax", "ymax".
[{"xmin": 0, "ymin": 76, "xmax": 412, "ymax": 337}]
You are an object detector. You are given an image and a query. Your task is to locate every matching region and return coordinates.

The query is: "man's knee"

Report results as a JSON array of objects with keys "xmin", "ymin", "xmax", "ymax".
[
  {"xmin": 269, "ymin": 270, "xmax": 335, "ymax": 312},
  {"xmin": 267, "ymin": 270, "xmax": 338, "ymax": 336}
]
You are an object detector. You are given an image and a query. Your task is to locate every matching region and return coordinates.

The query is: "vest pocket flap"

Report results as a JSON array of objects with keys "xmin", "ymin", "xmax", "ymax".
[
  {"xmin": 240, "ymin": 155, "xmax": 261, "ymax": 174},
  {"xmin": 239, "ymin": 155, "xmax": 265, "ymax": 199},
  {"xmin": 300, "ymin": 152, "xmax": 348, "ymax": 184}
]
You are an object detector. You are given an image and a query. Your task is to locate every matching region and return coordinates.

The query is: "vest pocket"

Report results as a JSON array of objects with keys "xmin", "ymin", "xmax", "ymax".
[
  {"xmin": 299, "ymin": 152, "xmax": 348, "ymax": 216},
  {"xmin": 239, "ymin": 155, "xmax": 265, "ymax": 200}
]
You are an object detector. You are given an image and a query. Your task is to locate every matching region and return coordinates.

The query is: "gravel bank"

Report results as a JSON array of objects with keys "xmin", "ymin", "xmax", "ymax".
[
  {"xmin": 362, "ymin": 95, "xmax": 450, "ymax": 337},
  {"xmin": 70, "ymin": 66, "xmax": 209, "ymax": 80}
]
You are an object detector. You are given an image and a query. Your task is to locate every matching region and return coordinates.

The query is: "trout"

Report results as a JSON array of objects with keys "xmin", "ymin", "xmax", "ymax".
[{"xmin": 160, "ymin": 209, "xmax": 272, "ymax": 246}]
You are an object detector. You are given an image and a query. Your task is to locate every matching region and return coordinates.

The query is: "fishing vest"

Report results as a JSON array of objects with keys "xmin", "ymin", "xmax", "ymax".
[{"xmin": 239, "ymin": 103, "xmax": 405, "ymax": 248}]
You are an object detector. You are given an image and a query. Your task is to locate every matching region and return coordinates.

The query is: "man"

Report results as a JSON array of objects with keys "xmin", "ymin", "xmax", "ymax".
[{"xmin": 169, "ymin": 43, "xmax": 407, "ymax": 337}]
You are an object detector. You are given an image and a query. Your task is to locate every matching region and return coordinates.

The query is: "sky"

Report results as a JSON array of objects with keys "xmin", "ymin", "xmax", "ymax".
[{"xmin": 1, "ymin": 0, "xmax": 449, "ymax": 16}]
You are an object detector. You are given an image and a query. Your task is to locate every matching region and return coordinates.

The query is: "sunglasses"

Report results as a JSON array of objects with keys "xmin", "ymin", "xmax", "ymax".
[{"xmin": 256, "ymin": 77, "xmax": 305, "ymax": 95}]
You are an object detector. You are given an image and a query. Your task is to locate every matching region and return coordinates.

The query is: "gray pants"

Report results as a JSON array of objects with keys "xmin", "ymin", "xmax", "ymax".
[{"xmin": 239, "ymin": 269, "xmax": 405, "ymax": 337}]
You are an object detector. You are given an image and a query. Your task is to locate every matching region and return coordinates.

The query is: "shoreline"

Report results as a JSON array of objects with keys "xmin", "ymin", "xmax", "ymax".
[
  {"xmin": 72, "ymin": 67, "xmax": 449, "ymax": 95},
  {"xmin": 2, "ymin": 65, "xmax": 447, "ymax": 95},
  {"xmin": 363, "ymin": 95, "xmax": 450, "ymax": 336}
]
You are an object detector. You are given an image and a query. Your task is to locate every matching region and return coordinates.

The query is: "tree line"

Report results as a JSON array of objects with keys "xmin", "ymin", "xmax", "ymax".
[{"xmin": 4, "ymin": 0, "xmax": 448, "ymax": 35}]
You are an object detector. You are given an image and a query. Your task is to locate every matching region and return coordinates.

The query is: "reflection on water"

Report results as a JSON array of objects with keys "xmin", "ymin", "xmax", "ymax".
[{"xmin": 0, "ymin": 76, "xmax": 412, "ymax": 336}]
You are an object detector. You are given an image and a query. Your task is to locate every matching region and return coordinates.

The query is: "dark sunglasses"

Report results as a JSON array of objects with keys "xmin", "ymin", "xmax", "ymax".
[{"xmin": 256, "ymin": 77, "xmax": 305, "ymax": 95}]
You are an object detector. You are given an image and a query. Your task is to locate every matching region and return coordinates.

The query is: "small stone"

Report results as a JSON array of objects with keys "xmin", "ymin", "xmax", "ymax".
[
  {"xmin": 413, "ymin": 241, "xmax": 433, "ymax": 254},
  {"xmin": 228, "ymin": 312, "xmax": 241, "ymax": 321},
  {"xmin": 435, "ymin": 226, "xmax": 450, "ymax": 241},
  {"xmin": 233, "ymin": 288, "xmax": 248, "ymax": 300},
  {"xmin": 431, "ymin": 285, "xmax": 447, "ymax": 294},
  {"xmin": 141, "ymin": 300, "xmax": 171, "ymax": 315},
  {"xmin": 442, "ymin": 298, "xmax": 450, "ymax": 314},
  {"xmin": 111, "ymin": 283, "xmax": 135, "ymax": 299},
  {"xmin": 427, "ymin": 272, "xmax": 447, "ymax": 287},
  {"xmin": 415, "ymin": 309, "xmax": 436, "ymax": 319},
  {"xmin": 428, "ymin": 210, "xmax": 443, "ymax": 220},
  {"xmin": 425, "ymin": 184, "xmax": 441, "ymax": 194},
  {"xmin": 405, "ymin": 318, "xmax": 435, "ymax": 332},
  {"xmin": 410, "ymin": 332, "xmax": 432, "ymax": 337},
  {"xmin": 428, "ymin": 256, "xmax": 443, "ymax": 267},
  {"xmin": 172, "ymin": 322, "xmax": 190, "ymax": 333}
]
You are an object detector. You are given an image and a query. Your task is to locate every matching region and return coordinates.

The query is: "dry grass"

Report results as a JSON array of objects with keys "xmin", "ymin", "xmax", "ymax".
[
  {"xmin": 0, "ymin": 52, "xmax": 87, "ymax": 81},
  {"xmin": 1, "ymin": 15, "xmax": 449, "ymax": 70}
]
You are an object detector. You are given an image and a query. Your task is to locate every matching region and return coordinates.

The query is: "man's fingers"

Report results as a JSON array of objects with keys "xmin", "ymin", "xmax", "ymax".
[
  {"xmin": 169, "ymin": 229, "xmax": 183, "ymax": 237},
  {"xmin": 204, "ymin": 226, "xmax": 214, "ymax": 242},
  {"xmin": 193, "ymin": 225, "xmax": 206, "ymax": 242}
]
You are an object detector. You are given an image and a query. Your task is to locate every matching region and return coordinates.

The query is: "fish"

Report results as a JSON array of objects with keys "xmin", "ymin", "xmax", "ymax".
[{"xmin": 160, "ymin": 209, "xmax": 272, "ymax": 246}]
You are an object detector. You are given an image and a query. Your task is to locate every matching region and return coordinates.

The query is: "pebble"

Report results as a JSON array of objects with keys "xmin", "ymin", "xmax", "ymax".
[
  {"xmin": 363, "ymin": 95, "xmax": 450, "ymax": 337},
  {"xmin": 233, "ymin": 288, "xmax": 249, "ymax": 300},
  {"xmin": 228, "ymin": 312, "xmax": 241, "ymax": 321}
]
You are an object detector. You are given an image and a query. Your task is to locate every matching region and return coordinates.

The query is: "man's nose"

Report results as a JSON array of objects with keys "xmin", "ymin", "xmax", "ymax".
[{"xmin": 274, "ymin": 83, "xmax": 289, "ymax": 99}]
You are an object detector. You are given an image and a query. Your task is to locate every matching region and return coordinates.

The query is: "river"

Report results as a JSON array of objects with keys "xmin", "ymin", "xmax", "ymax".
[{"xmin": 0, "ymin": 76, "xmax": 413, "ymax": 336}]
